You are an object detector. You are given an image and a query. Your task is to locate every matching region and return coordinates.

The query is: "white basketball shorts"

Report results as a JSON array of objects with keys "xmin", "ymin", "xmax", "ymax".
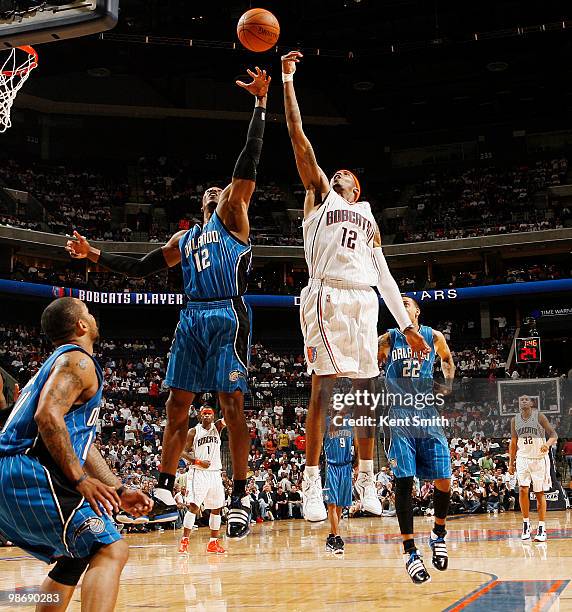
[
  {"xmin": 516, "ymin": 455, "xmax": 552, "ymax": 493},
  {"xmin": 184, "ymin": 469, "xmax": 225, "ymax": 509},
  {"xmin": 300, "ymin": 279, "xmax": 380, "ymax": 379}
]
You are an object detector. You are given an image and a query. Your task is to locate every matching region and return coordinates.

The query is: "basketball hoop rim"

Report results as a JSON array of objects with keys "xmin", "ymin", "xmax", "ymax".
[{"xmin": 0, "ymin": 46, "xmax": 38, "ymax": 77}]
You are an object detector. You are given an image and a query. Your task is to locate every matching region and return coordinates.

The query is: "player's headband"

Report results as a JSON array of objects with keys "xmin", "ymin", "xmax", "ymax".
[
  {"xmin": 200, "ymin": 407, "xmax": 215, "ymax": 416},
  {"xmin": 333, "ymin": 169, "xmax": 361, "ymax": 202}
]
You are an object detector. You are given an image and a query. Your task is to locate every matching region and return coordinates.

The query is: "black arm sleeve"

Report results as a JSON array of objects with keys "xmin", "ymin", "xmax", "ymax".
[
  {"xmin": 98, "ymin": 247, "xmax": 168, "ymax": 278},
  {"xmin": 232, "ymin": 106, "xmax": 266, "ymax": 181}
]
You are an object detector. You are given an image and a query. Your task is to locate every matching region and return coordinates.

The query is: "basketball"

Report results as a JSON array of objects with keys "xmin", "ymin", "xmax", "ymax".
[{"xmin": 237, "ymin": 8, "xmax": 280, "ymax": 53}]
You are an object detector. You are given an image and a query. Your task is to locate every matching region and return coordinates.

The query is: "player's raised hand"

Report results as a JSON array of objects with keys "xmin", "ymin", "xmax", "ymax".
[
  {"xmin": 77, "ymin": 476, "xmax": 121, "ymax": 517},
  {"xmin": 281, "ymin": 50, "xmax": 302, "ymax": 75},
  {"xmin": 119, "ymin": 490, "xmax": 154, "ymax": 517},
  {"xmin": 236, "ymin": 67, "xmax": 271, "ymax": 99},
  {"xmin": 66, "ymin": 230, "xmax": 91, "ymax": 259},
  {"xmin": 403, "ymin": 327, "xmax": 431, "ymax": 359}
]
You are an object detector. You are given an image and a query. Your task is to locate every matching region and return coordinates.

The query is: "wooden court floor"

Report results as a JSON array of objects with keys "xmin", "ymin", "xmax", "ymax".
[{"xmin": 1, "ymin": 511, "xmax": 571, "ymax": 611}]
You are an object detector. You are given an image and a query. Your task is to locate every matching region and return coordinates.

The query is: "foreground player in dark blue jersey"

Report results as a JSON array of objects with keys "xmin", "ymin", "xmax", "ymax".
[
  {"xmin": 0, "ymin": 297, "xmax": 151, "ymax": 612},
  {"xmin": 67, "ymin": 67, "xmax": 270, "ymax": 538},
  {"xmin": 379, "ymin": 296, "xmax": 455, "ymax": 585}
]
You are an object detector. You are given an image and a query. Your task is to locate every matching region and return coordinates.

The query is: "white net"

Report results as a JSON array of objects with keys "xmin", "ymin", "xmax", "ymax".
[{"xmin": 0, "ymin": 47, "xmax": 38, "ymax": 134}]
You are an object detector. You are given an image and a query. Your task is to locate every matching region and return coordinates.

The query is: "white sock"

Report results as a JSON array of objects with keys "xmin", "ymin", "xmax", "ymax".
[
  {"xmin": 305, "ymin": 465, "xmax": 320, "ymax": 479},
  {"xmin": 538, "ymin": 521, "xmax": 545, "ymax": 528},
  {"xmin": 154, "ymin": 488, "xmax": 176, "ymax": 505},
  {"xmin": 183, "ymin": 512, "xmax": 196, "ymax": 530},
  {"xmin": 209, "ymin": 537, "xmax": 218, "ymax": 543},
  {"xmin": 523, "ymin": 517, "xmax": 530, "ymax": 524},
  {"xmin": 359, "ymin": 460, "xmax": 374, "ymax": 475}
]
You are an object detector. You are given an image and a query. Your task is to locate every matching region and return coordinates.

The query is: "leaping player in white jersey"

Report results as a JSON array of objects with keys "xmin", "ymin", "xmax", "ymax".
[
  {"xmin": 178, "ymin": 406, "xmax": 227, "ymax": 554},
  {"xmin": 509, "ymin": 395, "xmax": 557, "ymax": 542},
  {"xmin": 281, "ymin": 50, "xmax": 431, "ymax": 522}
]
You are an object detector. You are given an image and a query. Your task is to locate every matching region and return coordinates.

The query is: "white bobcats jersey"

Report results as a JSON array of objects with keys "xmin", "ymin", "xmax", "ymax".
[
  {"xmin": 515, "ymin": 410, "xmax": 546, "ymax": 459},
  {"xmin": 192, "ymin": 423, "xmax": 222, "ymax": 470},
  {"xmin": 303, "ymin": 190, "xmax": 378, "ymax": 286}
]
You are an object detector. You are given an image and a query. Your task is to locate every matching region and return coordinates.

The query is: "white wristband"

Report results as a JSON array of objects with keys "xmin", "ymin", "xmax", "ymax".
[{"xmin": 282, "ymin": 72, "xmax": 294, "ymax": 83}]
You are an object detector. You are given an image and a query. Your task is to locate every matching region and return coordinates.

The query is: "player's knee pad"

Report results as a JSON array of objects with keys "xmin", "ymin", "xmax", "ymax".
[
  {"xmin": 395, "ymin": 476, "xmax": 414, "ymax": 535},
  {"xmin": 183, "ymin": 511, "xmax": 196, "ymax": 530},
  {"xmin": 433, "ymin": 486, "xmax": 450, "ymax": 520},
  {"xmin": 48, "ymin": 556, "xmax": 90, "ymax": 587},
  {"xmin": 209, "ymin": 513, "xmax": 222, "ymax": 532}
]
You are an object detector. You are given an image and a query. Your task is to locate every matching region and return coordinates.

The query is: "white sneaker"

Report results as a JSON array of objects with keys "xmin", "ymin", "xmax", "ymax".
[
  {"xmin": 521, "ymin": 522, "xmax": 531, "ymax": 541},
  {"xmin": 355, "ymin": 472, "xmax": 382, "ymax": 516},
  {"xmin": 302, "ymin": 474, "xmax": 327, "ymax": 522},
  {"xmin": 534, "ymin": 526, "xmax": 547, "ymax": 542}
]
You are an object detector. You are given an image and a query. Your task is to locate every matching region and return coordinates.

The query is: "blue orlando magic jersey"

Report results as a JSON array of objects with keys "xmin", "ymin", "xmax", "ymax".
[
  {"xmin": 324, "ymin": 416, "xmax": 353, "ymax": 465},
  {"xmin": 0, "ymin": 344, "xmax": 103, "ymax": 462},
  {"xmin": 180, "ymin": 211, "xmax": 252, "ymax": 300},
  {"xmin": 384, "ymin": 325, "xmax": 436, "ymax": 403}
]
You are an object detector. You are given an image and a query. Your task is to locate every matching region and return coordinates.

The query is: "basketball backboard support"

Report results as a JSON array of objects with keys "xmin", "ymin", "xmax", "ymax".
[{"xmin": 0, "ymin": 1, "xmax": 118, "ymax": 48}]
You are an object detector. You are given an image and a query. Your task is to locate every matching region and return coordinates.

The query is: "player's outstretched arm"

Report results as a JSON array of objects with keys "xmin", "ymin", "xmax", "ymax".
[
  {"xmin": 538, "ymin": 413, "xmax": 558, "ymax": 452},
  {"xmin": 372, "ymin": 227, "xmax": 430, "ymax": 357},
  {"xmin": 217, "ymin": 67, "xmax": 271, "ymax": 244},
  {"xmin": 281, "ymin": 51, "xmax": 329, "ymax": 218},
  {"xmin": 35, "ymin": 351, "xmax": 121, "ymax": 516},
  {"xmin": 65, "ymin": 229, "xmax": 184, "ymax": 277}
]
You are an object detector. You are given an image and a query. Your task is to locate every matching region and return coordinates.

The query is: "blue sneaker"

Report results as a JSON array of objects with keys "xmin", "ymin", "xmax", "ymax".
[{"xmin": 116, "ymin": 494, "xmax": 178, "ymax": 524}]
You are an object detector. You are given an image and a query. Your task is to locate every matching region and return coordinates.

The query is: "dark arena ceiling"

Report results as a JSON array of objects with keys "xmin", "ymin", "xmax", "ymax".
[{"xmin": 8, "ymin": 0, "xmax": 572, "ymax": 136}]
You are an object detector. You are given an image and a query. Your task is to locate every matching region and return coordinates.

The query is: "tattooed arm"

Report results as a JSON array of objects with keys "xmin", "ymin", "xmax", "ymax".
[
  {"xmin": 84, "ymin": 445, "xmax": 154, "ymax": 517},
  {"xmin": 84, "ymin": 445, "xmax": 121, "ymax": 488},
  {"xmin": 35, "ymin": 351, "xmax": 121, "ymax": 516},
  {"xmin": 378, "ymin": 332, "xmax": 391, "ymax": 364}
]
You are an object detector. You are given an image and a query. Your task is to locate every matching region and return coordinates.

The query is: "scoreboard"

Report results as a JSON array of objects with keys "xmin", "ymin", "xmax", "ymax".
[{"xmin": 515, "ymin": 337, "xmax": 542, "ymax": 364}]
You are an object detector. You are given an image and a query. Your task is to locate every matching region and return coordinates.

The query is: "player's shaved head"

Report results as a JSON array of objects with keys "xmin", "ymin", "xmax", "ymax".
[{"xmin": 41, "ymin": 297, "xmax": 97, "ymax": 344}]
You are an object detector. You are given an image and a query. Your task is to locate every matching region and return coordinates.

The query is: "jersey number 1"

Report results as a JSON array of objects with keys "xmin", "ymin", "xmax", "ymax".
[{"xmin": 193, "ymin": 248, "xmax": 210, "ymax": 272}]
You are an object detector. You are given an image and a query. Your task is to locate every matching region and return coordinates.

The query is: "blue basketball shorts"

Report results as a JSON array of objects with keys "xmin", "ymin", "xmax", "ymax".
[
  {"xmin": 323, "ymin": 462, "xmax": 353, "ymax": 508},
  {"xmin": 165, "ymin": 297, "xmax": 251, "ymax": 394},
  {"xmin": 0, "ymin": 455, "xmax": 121, "ymax": 564},
  {"xmin": 386, "ymin": 406, "xmax": 452, "ymax": 481}
]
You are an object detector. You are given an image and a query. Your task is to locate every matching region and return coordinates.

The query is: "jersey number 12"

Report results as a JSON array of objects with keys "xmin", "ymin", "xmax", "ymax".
[{"xmin": 193, "ymin": 248, "xmax": 210, "ymax": 272}]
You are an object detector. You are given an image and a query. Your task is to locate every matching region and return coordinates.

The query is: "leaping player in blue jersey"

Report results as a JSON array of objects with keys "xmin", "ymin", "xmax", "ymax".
[
  {"xmin": 378, "ymin": 296, "xmax": 455, "ymax": 585},
  {"xmin": 0, "ymin": 297, "xmax": 152, "ymax": 612},
  {"xmin": 66, "ymin": 67, "xmax": 271, "ymax": 539}
]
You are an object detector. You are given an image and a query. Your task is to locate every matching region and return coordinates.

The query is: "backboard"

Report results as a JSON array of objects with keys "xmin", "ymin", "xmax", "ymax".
[{"xmin": 0, "ymin": 0, "xmax": 118, "ymax": 48}]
